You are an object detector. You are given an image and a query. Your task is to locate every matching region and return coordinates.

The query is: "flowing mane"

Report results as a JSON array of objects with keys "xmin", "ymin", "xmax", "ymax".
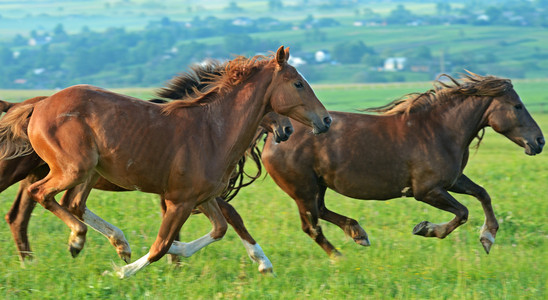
[
  {"xmin": 155, "ymin": 57, "xmax": 271, "ymax": 203},
  {"xmin": 160, "ymin": 54, "xmax": 272, "ymax": 114},
  {"xmin": 366, "ymin": 71, "xmax": 513, "ymax": 115},
  {"xmin": 155, "ymin": 60, "xmax": 224, "ymax": 101}
]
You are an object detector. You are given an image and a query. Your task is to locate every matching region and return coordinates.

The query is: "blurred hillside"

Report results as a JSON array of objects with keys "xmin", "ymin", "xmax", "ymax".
[{"xmin": 0, "ymin": 0, "xmax": 547, "ymax": 89}]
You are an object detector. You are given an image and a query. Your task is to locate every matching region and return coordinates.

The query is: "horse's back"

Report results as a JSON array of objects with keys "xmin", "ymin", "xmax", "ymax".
[
  {"xmin": 26, "ymin": 85, "xmax": 178, "ymax": 192},
  {"xmin": 263, "ymin": 111, "xmax": 414, "ymax": 199}
]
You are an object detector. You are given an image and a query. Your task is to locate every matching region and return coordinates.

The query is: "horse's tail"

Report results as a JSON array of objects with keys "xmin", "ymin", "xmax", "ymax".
[
  {"xmin": 0, "ymin": 99, "xmax": 17, "ymax": 113},
  {"xmin": 0, "ymin": 103, "xmax": 35, "ymax": 160}
]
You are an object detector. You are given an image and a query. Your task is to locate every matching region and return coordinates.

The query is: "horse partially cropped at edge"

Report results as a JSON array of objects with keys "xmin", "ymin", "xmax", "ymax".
[
  {"xmin": 262, "ymin": 72, "xmax": 544, "ymax": 257},
  {"xmin": 0, "ymin": 46, "xmax": 331, "ymax": 278},
  {"xmin": 0, "ymin": 96, "xmax": 290, "ymax": 274}
]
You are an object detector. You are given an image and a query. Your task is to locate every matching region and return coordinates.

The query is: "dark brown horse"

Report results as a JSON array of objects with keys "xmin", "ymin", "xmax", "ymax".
[
  {"xmin": 0, "ymin": 46, "xmax": 331, "ymax": 277},
  {"xmin": 262, "ymin": 72, "xmax": 544, "ymax": 257}
]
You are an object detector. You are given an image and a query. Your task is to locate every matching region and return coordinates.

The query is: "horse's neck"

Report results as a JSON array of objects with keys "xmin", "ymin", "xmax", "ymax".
[
  {"xmin": 436, "ymin": 96, "xmax": 492, "ymax": 148},
  {"xmin": 204, "ymin": 76, "xmax": 271, "ymax": 175}
]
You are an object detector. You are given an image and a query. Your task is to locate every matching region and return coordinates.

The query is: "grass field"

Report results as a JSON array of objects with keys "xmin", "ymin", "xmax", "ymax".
[{"xmin": 0, "ymin": 83, "xmax": 547, "ymax": 299}]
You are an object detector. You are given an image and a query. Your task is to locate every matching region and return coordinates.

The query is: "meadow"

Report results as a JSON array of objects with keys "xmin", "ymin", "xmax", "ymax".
[{"xmin": 0, "ymin": 81, "xmax": 547, "ymax": 299}]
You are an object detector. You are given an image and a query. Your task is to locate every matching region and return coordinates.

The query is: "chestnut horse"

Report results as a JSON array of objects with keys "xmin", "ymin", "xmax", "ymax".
[
  {"xmin": 0, "ymin": 65, "xmax": 292, "ymax": 273},
  {"xmin": 0, "ymin": 46, "xmax": 331, "ymax": 277},
  {"xmin": 1, "ymin": 99, "xmax": 289, "ymax": 274},
  {"xmin": 262, "ymin": 72, "xmax": 544, "ymax": 257}
]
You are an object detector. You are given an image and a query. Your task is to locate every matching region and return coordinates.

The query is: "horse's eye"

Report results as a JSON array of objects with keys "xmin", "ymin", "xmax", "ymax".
[
  {"xmin": 514, "ymin": 104, "xmax": 523, "ymax": 110},
  {"xmin": 294, "ymin": 82, "xmax": 303, "ymax": 89}
]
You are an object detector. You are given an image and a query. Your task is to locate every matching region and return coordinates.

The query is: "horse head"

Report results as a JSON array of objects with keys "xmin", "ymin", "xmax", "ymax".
[
  {"xmin": 261, "ymin": 111, "xmax": 293, "ymax": 143},
  {"xmin": 485, "ymin": 83, "xmax": 544, "ymax": 155},
  {"xmin": 267, "ymin": 46, "xmax": 331, "ymax": 134}
]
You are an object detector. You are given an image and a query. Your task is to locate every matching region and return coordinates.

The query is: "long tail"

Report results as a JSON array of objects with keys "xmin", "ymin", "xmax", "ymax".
[{"xmin": 0, "ymin": 103, "xmax": 35, "ymax": 160}]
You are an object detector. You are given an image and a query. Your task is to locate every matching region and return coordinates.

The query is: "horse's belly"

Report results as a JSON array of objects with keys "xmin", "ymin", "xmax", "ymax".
[
  {"xmin": 95, "ymin": 157, "xmax": 168, "ymax": 194},
  {"xmin": 327, "ymin": 174, "xmax": 411, "ymax": 200}
]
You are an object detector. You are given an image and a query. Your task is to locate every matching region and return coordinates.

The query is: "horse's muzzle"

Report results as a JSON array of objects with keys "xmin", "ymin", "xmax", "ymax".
[
  {"xmin": 313, "ymin": 116, "xmax": 332, "ymax": 134},
  {"xmin": 525, "ymin": 136, "xmax": 544, "ymax": 155}
]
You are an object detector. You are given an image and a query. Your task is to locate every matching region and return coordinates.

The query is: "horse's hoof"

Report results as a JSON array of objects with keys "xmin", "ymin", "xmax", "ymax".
[
  {"xmin": 259, "ymin": 265, "xmax": 274, "ymax": 274},
  {"xmin": 480, "ymin": 234, "xmax": 495, "ymax": 254},
  {"xmin": 69, "ymin": 246, "xmax": 82, "ymax": 258},
  {"xmin": 354, "ymin": 236, "xmax": 371, "ymax": 247},
  {"xmin": 412, "ymin": 221, "xmax": 432, "ymax": 236},
  {"xmin": 329, "ymin": 250, "xmax": 343, "ymax": 260}
]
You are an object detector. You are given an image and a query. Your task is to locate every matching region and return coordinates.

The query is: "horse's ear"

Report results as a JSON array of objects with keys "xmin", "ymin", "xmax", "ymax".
[{"xmin": 276, "ymin": 46, "xmax": 287, "ymax": 66}]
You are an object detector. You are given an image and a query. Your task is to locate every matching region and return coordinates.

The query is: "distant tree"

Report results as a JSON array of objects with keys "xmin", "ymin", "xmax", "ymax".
[
  {"xmin": 332, "ymin": 40, "xmax": 374, "ymax": 64},
  {"xmin": 413, "ymin": 46, "xmax": 432, "ymax": 60},
  {"xmin": 361, "ymin": 53, "xmax": 383, "ymax": 68},
  {"xmin": 53, "ymin": 23, "xmax": 68, "ymax": 41},
  {"xmin": 160, "ymin": 17, "xmax": 171, "ymax": 27},
  {"xmin": 268, "ymin": 0, "xmax": 283, "ymax": 11},
  {"xmin": 485, "ymin": 6, "xmax": 502, "ymax": 24},
  {"xmin": 224, "ymin": 34, "xmax": 253, "ymax": 55},
  {"xmin": 386, "ymin": 4, "xmax": 416, "ymax": 24},
  {"xmin": 436, "ymin": 3, "xmax": 451, "ymax": 15},
  {"xmin": 11, "ymin": 34, "xmax": 27, "ymax": 46},
  {"xmin": 0, "ymin": 46, "xmax": 13, "ymax": 65},
  {"xmin": 225, "ymin": 2, "xmax": 244, "ymax": 13}
]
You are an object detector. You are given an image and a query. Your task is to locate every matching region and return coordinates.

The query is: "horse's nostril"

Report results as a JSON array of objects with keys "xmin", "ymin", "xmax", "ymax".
[
  {"xmin": 537, "ymin": 136, "xmax": 545, "ymax": 146},
  {"xmin": 323, "ymin": 116, "xmax": 332, "ymax": 127},
  {"xmin": 285, "ymin": 126, "xmax": 293, "ymax": 135}
]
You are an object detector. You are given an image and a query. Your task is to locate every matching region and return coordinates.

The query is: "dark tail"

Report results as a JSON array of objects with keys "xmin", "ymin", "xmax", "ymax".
[
  {"xmin": 0, "ymin": 103, "xmax": 35, "ymax": 160},
  {"xmin": 0, "ymin": 99, "xmax": 17, "ymax": 114}
]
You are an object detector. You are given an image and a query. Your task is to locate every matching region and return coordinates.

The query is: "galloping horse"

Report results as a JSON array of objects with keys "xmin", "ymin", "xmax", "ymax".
[
  {"xmin": 262, "ymin": 72, "xmax": 544, "ymax": 257},
  {"xmin": 0, "ymin": 46, "xmax": 331, "ymax": 277},
  {"xmin": 1, "ymin": 99, "xmax": 289, "ymax": 274},
  {"xmin": 0, "ymin": 65, "xmax": 292, "ymax": 273}
]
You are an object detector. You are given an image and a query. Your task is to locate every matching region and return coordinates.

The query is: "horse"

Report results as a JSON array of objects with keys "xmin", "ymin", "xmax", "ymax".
[
  {"xmin": 0, "ymin": 46, "xmax": 331, "ymax": 278},
  {"xmin": 0, "ymin": 66, "xmax": 293, "ymax": 274},
  {"xmin": 261, "ymin": 72, "xmax": 544, "ymax": 257},
  {"xmin": 1, "ymin": 107, "xmax": 289, "ymax": 274}
]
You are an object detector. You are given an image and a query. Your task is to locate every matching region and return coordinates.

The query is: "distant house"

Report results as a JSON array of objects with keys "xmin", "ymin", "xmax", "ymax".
[
  {"xmin": 384, "ymin": 57, "xmax": 407, "ymax": 71},
  {"xmin": 288, "ymin": 56, "xmax": 306, "ymax": 67},
  {"xmin": 314, "ymin": 50, "xmax": 331, "ymax": 63},
  {"xmin": 28, "ymin": 36, "xmax": 51, "ymax": 46},
  {"xmin": 232, "ymin": 17, "xmax": 253, "ymax": 26}
]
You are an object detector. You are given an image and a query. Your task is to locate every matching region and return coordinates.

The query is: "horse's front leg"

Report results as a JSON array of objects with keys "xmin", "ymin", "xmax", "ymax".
[
  {"xmin": 169, "ymin": 198, "xmax": 228, "ymax": 258},
  {"xmin": 216, "ymin": 197, "xmax": 273, "ymax": 274},
  {"xmin": 449, "ymin": 174, "xmax": 498, "ymax": 254},
  {"xmin": 115, "ymin": 198, "xmax": 196, "ymax": 278},
  {"xmin": 412, "ymin": 187, "xmax": 469, "ymax": 239}
]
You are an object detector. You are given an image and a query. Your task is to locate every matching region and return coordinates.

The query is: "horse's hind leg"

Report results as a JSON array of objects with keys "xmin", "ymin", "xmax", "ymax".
[
  {"xmin": 27, "ymin": 167, "xmax": 95, "ymax": 257},
  {"xmin": 216, "ymin": 197, "xmax": 273, "ymax": 274},
  {"xmin": 59, "ymin": 173, "xmax": 131, "ymax": 262},
  {"xmin": 6, "ymin": 177, "xmax": 37, "ymax": 261},
  {"xmin": 270, "ymin": 172, "xmax": 340, "ymax": 257},
  {"xmin": 4, "ymin": 164, "xmax": 48, "ymax": 261},
  {"xmin": 413, "ymin": 187, "xmax": 469, "ymax": 239},
  {"xmin": 316, "ymin": 186, "xmax": 370, "ymax": 247},
  {"xmin": 449, "ymin": 174, "xmax": 498, "ymax": 254}
]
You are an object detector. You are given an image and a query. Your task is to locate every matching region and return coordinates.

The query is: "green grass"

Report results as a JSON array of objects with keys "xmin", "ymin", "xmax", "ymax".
[{"xmin": 0, "ymin": 84, "xmax": 547, "ymax": 299}]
